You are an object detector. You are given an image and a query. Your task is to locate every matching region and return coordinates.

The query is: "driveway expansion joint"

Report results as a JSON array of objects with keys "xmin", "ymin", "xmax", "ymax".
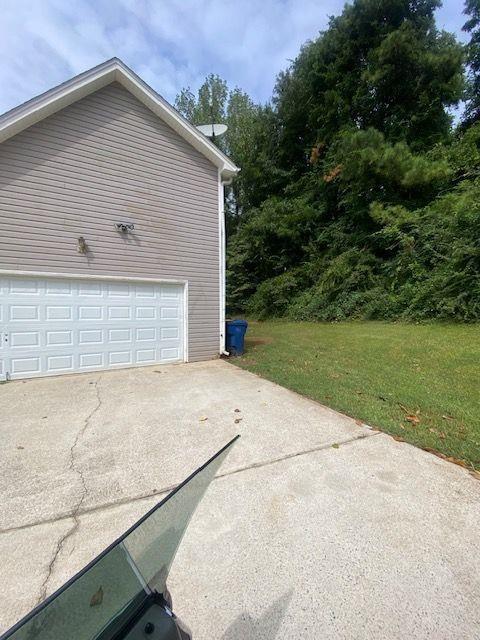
[
  {"xmin": 1, "ymin": 429, "xmax": 379, "ymax": 538},
  {"xmin": 35, "ymin": 376, "xmax": 103, "ymax": 604}
]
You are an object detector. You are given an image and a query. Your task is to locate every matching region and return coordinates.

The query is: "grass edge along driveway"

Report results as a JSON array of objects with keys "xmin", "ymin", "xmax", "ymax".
[{"xmin": 233, "ymin": 320, "xmax": 480, "ymax": 474}]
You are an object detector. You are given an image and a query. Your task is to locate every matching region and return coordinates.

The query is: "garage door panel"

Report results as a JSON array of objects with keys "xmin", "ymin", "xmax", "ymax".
[
  {"xmin": 78, "ymin": 282, "xmax": 103, "ymax": 297},
  {"xmin": 0, "ymin": 276, "xmax": 184, "ymax": 379},
  {"xmin": 107, "ymin": 283, "xmax": 131, "ymax": 297},
  {"xmin": 46, "ymin": 280, "xmax": 73, "ymax": 295},
  {"xmin": 79, "ymin": 352, "xmax": 104, "ymax": 368},
  {"xmin": 9, "ymin": 278, "xmax": 41, "ymax": 295},
  {"xmin": 160, "ymin": 347, "xmax": 181, "ymax": 361},
  {"xmin": 9, "ymin": 305, "xmax": 40, "ymax": 321},
  {"xmin": 10, "ymin": 330, "xmax": 40, "ymax": 348},
  {"xmin": 135, "ymin": 284, "xmax": 156, "ymax": 298},
  {"xmin": 108, "ymin": 351, "xmax": 132, "ymax": 366},
  {"xmin": 136, "ymin": 327, "xmax": 156, "ymax": 341},
  {"xmin": 108, "ymin": 328, "xmax": 132, "ymax": 342},
  {"xmin": 47, "ymin": 354, "xmax": 75, "ymax": 372},
  {"xmin": 46, "ymin": 305, "xmax": 73, "ymax": 320},
  {"xmin": 46, "ymin": 330, "xmax": 74, "ymax": 346},
  {"xmin": 161, "ymin": 327, "xmax": 179, "ymax": 340},
  {"xmin": 79, "ymin": 305, "xmax": 104, "ymax": 321},
  {"xmin": 136, "ymin": 348, "xmax": 156, "ymax": 363},
  {"xmin": 79, "ymin": 329, "xmax": 104, "ymax": 345},
  {"xmin": 10, "ymin": 356, "xmax": 41, "ymax": 375}
]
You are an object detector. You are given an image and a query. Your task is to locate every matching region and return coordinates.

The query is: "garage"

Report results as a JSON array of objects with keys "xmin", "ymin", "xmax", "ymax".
[
  {"xmin": 0, "ymin": 59, "xmax": 240, "ymax": 375},
  {"xmin": 0, "ymin": 275, "xmax": 185, "ymax": 380}
]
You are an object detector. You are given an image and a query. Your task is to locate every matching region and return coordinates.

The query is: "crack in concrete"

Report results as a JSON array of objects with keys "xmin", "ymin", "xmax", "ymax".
[
  {"xmin": 36, "ymin": 376, "xmax": 103, "ymax": 605},
  {"xmin": 4, "ymin": 429, "xmax": 380, "ymax": 537}
]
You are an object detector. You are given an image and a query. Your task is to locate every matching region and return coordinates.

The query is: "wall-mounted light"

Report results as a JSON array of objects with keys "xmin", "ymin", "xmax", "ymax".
[
  {"xmin": 77, "ymin": 236, "xmax": 88, "ymax": 254},
  {"xmin": 115, "ymin": 222, "xmax": 135, "ymax": 233}
]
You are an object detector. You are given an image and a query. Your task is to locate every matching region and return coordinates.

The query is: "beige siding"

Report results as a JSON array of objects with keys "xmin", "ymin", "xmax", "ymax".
[{"xmin": 0, "ymin": 82, "xmax": 220, "ymax": 362}]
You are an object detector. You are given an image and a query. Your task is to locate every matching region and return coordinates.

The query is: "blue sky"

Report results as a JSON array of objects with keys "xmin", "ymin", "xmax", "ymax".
[{"xmin": 0, "ymin": 0, "xmax": 469, "ymax": 116}]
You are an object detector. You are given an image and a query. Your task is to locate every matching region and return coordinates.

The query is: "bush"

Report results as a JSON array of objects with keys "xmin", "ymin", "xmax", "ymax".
[
  {"xmin": 227, "ymin": 123, "xmax": 480, "ymax": 323},
  {"xmin": 247, "ymin": 271, "xmax": 302, "ymax": 319}
]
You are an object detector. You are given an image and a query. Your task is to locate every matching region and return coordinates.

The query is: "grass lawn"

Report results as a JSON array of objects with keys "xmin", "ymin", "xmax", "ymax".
[{"xmin": 233, "ymin": 320, "xmax": 480, "ymax": 472}]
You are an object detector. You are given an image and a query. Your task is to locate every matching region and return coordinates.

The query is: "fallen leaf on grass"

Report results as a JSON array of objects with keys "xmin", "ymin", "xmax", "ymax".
[{"xmin": 398, "ymin": 403, "xmax": 421, "ymax": 424}]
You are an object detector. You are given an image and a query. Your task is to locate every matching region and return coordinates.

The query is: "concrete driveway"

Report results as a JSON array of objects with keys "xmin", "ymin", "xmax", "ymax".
[{"xmin": 0, "ymin": 360, "xmax": 479, "ymax": 638}]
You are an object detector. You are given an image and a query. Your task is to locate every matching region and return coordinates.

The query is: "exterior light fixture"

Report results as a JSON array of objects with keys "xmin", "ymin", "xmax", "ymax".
[
  {"xmin": 115, "ymin": 222, "xmax": 135, "ymax": 233},
  {"xmin": 77, "ymin": 236, "xmax": 88, "ymax": 254}
]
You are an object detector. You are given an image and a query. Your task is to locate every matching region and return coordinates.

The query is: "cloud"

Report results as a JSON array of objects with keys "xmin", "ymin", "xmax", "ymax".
[{"xmin": 0, "ymin": 0, "xmax": 468, "ymax": 116}]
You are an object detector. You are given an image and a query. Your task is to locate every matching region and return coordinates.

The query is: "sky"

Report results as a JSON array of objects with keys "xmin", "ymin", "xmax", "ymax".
[{"xmin": 0, "ymin": 0, "xmax": 470, "ymax": 116}]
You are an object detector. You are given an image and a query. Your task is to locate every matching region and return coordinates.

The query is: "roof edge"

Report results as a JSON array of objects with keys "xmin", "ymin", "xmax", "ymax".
[{"xmin": 0, "ymin": 58, "xmax": 239, "ymax": 178}]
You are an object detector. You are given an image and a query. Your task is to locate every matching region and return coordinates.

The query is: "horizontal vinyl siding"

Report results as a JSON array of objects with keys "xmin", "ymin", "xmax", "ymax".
[{"xmin": 0, "ymin": 82, "xmax": 220, "ymax": 362}]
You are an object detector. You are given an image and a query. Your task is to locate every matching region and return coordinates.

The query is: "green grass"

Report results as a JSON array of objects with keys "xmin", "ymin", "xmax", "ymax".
[{"xmin": 233, "ymin": 321, "xmax": 480, "ymax": 472}]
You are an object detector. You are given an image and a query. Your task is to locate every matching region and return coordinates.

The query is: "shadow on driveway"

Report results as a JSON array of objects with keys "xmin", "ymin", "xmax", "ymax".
[{"xmin": 222, "ymin": 590, "xmax": 293, "ymax": 640}]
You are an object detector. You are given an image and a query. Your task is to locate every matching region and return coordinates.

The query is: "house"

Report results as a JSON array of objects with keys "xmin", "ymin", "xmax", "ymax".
[{"xmin": 0, "ymin": 58, "xmax": 239, "ymax": 380}]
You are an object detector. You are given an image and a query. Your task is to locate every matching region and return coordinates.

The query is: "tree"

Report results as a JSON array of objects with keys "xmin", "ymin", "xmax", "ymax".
[
  {"xmin": 273, "ymin": 0, "xmax": 463, "ymax": 176},
  {"xmin": 175, "ymin": 76, "xmax": 282, "ymax": 226},
  {"xmin": 463, "ymin": 0, "xmax": 480, "ymax": 125},
  {"xmin": 175, "ymin": 74, "xmax": 228, "ymax": 153},
  {"xmin": 175, "ymin": 74, "xmax": 228, "ymax": 126},
  {"xmin": 176, "ymin": 1, "xmax": 479, "ymax": 322}
]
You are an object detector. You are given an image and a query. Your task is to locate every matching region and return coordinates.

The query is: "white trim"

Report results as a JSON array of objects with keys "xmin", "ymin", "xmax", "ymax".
[
  {"xmin": 0, "ymin": 58, "xmax": 240, "ymax": 181},
  {"xmin": 218, "ymin": 169, "xmax": 227, "ymax": 354},
  {"xmin": 183, "ymin": 281, "xmax": 189, "ymax": 363},
  {"xmin": 0, "ymin": 269, "xmax": 187, "ymax": 285}
]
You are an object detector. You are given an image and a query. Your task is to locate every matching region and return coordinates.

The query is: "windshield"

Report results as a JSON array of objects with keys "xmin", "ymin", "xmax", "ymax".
[{"xmin": 2, "ymin": 436, "xmax": 238, "ymax": 640}]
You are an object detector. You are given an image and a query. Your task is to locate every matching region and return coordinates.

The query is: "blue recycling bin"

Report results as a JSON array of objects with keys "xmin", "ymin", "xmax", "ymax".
[{"xmin": 225, "ymin": 319, "xmax": 248, "ymax": 356}]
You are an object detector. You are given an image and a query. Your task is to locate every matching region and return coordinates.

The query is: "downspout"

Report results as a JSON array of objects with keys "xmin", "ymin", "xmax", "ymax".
[{"xmin": 219, "ymin": 171, "xmax": 232, "ymax": 356}]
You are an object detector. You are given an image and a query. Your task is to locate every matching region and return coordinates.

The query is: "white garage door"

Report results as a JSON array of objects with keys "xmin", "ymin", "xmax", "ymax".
[{"xmin": 0, "ymin": 275, "xmax": 185, "ymax": 380}]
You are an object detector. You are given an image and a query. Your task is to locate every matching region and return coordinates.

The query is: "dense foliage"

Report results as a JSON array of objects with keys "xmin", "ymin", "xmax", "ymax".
[
  {"xmin": 176, "ymin": 0, "xmax": 480, "ymax": 322},
  {"xmin": 463, "ymin": 0, "xmax": 480, "ymax": 125}
]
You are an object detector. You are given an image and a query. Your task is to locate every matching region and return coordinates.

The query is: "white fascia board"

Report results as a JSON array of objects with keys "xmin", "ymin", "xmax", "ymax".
[{"xmin": 0, "ymin": 58, "xmax": 240, "ymax": 180}]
